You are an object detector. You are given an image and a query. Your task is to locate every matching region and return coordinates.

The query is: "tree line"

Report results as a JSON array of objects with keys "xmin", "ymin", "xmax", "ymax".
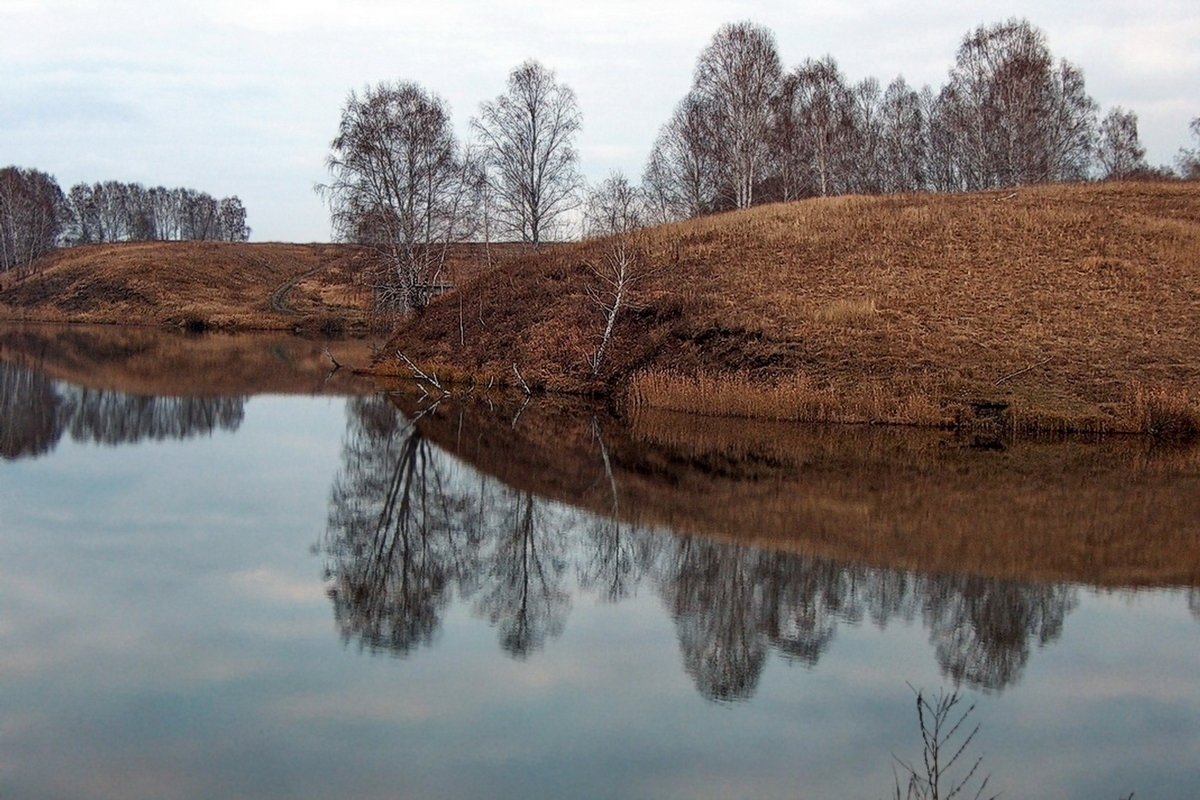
[
  {"xmin": 0, "ymin": 167, "xmax": 251, "ymax": 277},
  {"xmin": 643, "ymin": 17, "xmax": 1192, "ymax": 220},
  {"xmin": 323, "ymin": 16, "xmax": 1200, "ymax": 314}
]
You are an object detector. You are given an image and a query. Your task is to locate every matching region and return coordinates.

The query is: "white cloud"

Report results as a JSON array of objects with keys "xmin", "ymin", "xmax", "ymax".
[{"xmin": 2, "ymin": 0, "xmax": 1196, "ymax": 240}]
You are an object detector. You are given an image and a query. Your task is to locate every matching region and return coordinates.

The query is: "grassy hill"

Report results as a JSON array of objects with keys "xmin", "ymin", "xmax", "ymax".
[
  {"xmin": 0, "ymin": 241, "xmax": 373, "ymax": 331},
  {"xmin": 380, "ymin": 182, "xmax": 1200, "ymax": 435}
]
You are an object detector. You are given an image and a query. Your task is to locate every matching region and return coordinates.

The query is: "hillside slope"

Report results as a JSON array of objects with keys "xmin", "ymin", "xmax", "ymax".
[
  {"xmin": 381, "ymin": 182, "xmax": 1200, "ymax": 433},
  {"xmin": 0, "ymin": 241, "xmax": 374, "ymax": 331}
]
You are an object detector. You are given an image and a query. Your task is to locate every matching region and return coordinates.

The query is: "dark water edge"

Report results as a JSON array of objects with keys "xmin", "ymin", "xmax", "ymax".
[{"xmin": 0, "ymin": 325, "xmax": 1197, "ymax": 799}]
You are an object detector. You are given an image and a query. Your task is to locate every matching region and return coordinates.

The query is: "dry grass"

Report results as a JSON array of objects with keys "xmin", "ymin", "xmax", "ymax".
[
  {"xmin": 812, "ymin": 296, "xmax": 878, "ymax": 323},
  {"xmin": 624, "ymin": 369, "xmax": 946, "ymax": 426},
  {"xmin": 1131, "ymin": 384, "xmax": 1200, "ymax": 439},
  {"xmin": 0, "ymin": 241, "xmax": 524, "ymax": 332},
  {"xmin": 381, "ymin": 182, "xmax": 1200, "ymax": 433}
]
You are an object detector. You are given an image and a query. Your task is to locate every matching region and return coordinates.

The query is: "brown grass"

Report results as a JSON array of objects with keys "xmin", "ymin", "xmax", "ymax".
[
  {"xmin": 380, "ymin": 182, "xmax": 1200, "ymax": 433},
  {"xmin": 0, "ymin": 241, "xmax": 523, "ymax": 332},
  {"xmin": 624, "ymin": 369, "xmax": 946, "ymax": 426}
]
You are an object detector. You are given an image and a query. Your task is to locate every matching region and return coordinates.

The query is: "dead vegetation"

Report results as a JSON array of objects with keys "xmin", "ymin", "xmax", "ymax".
[
  {"xmin": 0, "ymin": 240, "xmax": 521, "ymax": 333},
  {"xmin": 380, "ymin": 182, "xmax": 1200, "ymax": 436}
]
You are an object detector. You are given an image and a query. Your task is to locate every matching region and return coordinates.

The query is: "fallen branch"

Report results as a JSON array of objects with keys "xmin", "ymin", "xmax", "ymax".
[
  {"xmin": 323, "ymin": 347, "xmax": 342, "ymax": 372},
  {"xmin": 512, "ymin": 363, "xmax": 531, "ymax": 395},
  {"xmin": 397, "ymin": 351, "xmax": 447, "ymax": 394},
  {"xmin": 994, "ymin": 357, "xmax": 1051, "ymax": 387}
]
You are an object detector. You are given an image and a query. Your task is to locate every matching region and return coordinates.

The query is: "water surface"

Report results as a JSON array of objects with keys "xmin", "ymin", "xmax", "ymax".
[{"xmin": 0, "ymin": 325, "xmax": 1197, "ymax": 799}]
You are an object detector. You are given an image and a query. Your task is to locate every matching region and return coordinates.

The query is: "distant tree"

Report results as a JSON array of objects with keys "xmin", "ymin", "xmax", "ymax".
[
  {"xmin": 692, "ymin": 21, "xmax": 782, "ymax": 209},
  {"xmin": 0, "ymin": 166, "xmax": 67, "ymax": 276},
  {"xmin": 1179, "ymin": 117, "xmax": 1200, "ymax": 180},
  {"xmin": 180, "ymin": 190, "xmax": 219, "ymax": 241},
  {"xmin": 642, "ymin": 92, "xmax": 719, "ymax": 221},
  {"xmin": 847, "ymin": 77, "xmax": 884, "ymax": 194},
  {"xmin": 783, "ymin": 56, "xmax": 855, "ymax": 197},
  {"xmin": 473, "ymin": 60, "xmax": 582, "ymax": 247},
  {"xmin": 877, "ymin": 77, "xmax": 927, "ymax": 193},
  {"xmin": 217, "ymin": 196, "xmax": 250, "ymax": 241},
  {"xmin": 322, "ymin": 80, "xmax": 479, "ymax": 312},
  {"xmin": 936, "ymin": 18, "xmax": 1097, "ymax": 189},
  {"xmin": 1096, "ymin": 107, "xmax": 1148, "ymax": 179}
]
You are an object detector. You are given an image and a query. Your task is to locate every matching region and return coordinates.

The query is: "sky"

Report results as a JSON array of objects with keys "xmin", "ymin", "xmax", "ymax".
[{"xmin": 2, "ymin": 0, "xmax": 1197, "ymax": 242}]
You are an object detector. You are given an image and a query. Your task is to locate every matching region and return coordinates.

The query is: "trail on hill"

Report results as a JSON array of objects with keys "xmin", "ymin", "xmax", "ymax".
[{"xmin": 267, "ymin": 262, "xmax": 326, "ymax": 315}]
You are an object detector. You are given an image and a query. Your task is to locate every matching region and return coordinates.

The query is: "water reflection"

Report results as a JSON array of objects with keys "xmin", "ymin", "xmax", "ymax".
[
  {"xmin": 324, "ymin": 395, "xmax": 1085, "ymax": 700},
  {"xmin": 0, "ymin": 359, "xmax": 244, "ymax": 459}
]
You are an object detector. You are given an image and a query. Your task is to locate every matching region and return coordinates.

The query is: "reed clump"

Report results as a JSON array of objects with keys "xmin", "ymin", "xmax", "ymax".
[
  {"xmin": 1131, "ymin": 385, "xmax": 1200, "ymax": 440},
  {"xmin": 625, "ymin": 369, "xmax": 947, "ymax": 427}
]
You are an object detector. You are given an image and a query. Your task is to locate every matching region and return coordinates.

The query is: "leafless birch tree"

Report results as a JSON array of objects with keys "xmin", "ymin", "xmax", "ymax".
[
  {"xmin": 322, "ymin": 81, "xmax": 479, "ymax": 313},
  {"xmin": 0, "ymin": 166, "xmax": 67, "ymax": 276},
  {"xmin": 583, "ymin": 172, "xmax": 649, "ymax": 376},
  {"xmin": 473, "ymin": 60, "xmax": 582, "ymax": 247},
  {"xmin": 1178, "ymin": 117, "xmax": 1200, "ymax": 180},
  {"xmin": 642, "ymin": 92, "xmax": 720, "ymax": 222},
  {"xmin": 937, "ymin": 19, "xmax": 1096, "ymax": 189},
  {"xmin": 1096, "ymin": 107, "xmax": 1148, "ymax": 179},
  {"xmin": 693, "ymin": 21, "xmax": 782, "ymax": 209}
]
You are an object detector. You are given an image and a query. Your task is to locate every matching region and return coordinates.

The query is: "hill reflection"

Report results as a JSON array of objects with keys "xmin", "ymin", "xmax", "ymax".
[
  {"xmin": 324, "ymin": 395, "xmax": 1089, "ymax": 700},
  {"xmin": 1, "ymin": 360, "xmax": 244, "ymax": 459}
]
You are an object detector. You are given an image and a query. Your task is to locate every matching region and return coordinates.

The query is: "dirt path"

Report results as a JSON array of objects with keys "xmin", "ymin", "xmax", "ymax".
[{"xmin": 268, "ymin": 262, "xmax": 325, "ymax": 315}]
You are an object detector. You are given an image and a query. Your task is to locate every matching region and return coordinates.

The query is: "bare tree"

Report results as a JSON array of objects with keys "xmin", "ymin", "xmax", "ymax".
[
  {"xmin": 217, "ymin": 196, "xmax": 251, "ymax": 241},
  {"xmin": 322, "ymin": 81, "xmax": 479, "ymax": 313},
  {"xmin": 693, "ymin": 21, "xmax": 782, "ymax": 209},
  {"xmin": 0, "ymin": 166, "xmax": 67, "ymax": 276},
  {"xmin": 582, "ymin": 172, "xmax": 649, "ymax": 376},
  {"xmin": 878, "ymin": 77, "xmax": 927, "ymax": 193},
  {"xmin": 937, "ymin": 19, "xmax": 1097, "ymax": 189},
  {"xmin": 1096, "ymin": 107, "xmax": 1148, "ymax": 179},
  {"xmin": 786, "ymin": 56, "xmax": 856, "ymax": 197},
  {"xmin": 473, "ymin": 60, "xmax": 582, "ymax": 247},
  {"xmin": 1178, "ymin": 117, "xmax": 1200, "ymax": 180},
  {"xmin": 642, "ymin": 92, "xmax": 720, "ymax": 221}
]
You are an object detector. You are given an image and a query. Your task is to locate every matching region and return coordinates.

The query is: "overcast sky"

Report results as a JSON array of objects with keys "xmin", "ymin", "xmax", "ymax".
[{"xmin": 3, "ymin": 0, "xmax": 1197, "ymax": 242}]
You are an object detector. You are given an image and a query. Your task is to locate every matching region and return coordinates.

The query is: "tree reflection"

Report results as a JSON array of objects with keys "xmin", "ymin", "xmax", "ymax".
[
  {"xmin": 922, "ymin": 577, "xmax": 1075, "ymax": 691},
  {"xmin": 321, "ymin": 396, "xmax": 1104, "ymax": 700},
  {"xmin": 656, "ymin": 537, "xmax": 769, "ymax": 702},
  {"xmin": 577, "ymin": 420, "xmax": 654, "ymax": 603},
  {"xmin": 473, "ymin": 491, "xmax": 570, "ymax": 658},
  {"xmin": 324, "ymin": 398, "xmax": 475, "ymax": 655},
  {"xmin": 324, "ymin": 397, "xmax": 571, "ymax": 659},
  {"xmin": 0, "ymin": 360, "xmax": 244, "ymax": 459},
  {"xmin": 0, "ymin": 361, "xmax": 65, "ymax": 459}
]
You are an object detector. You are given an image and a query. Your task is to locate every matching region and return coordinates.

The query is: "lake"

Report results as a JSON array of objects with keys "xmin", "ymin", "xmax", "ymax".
[{"xmin": 1, "ymin": 324, "xmax": 1197, "ymax": 799}]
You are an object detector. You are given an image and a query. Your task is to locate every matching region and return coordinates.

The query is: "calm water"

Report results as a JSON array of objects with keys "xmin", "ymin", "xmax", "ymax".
[{"xmin": 0, "ymin": 326, "xmax": 1198, "ymax": 799}]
